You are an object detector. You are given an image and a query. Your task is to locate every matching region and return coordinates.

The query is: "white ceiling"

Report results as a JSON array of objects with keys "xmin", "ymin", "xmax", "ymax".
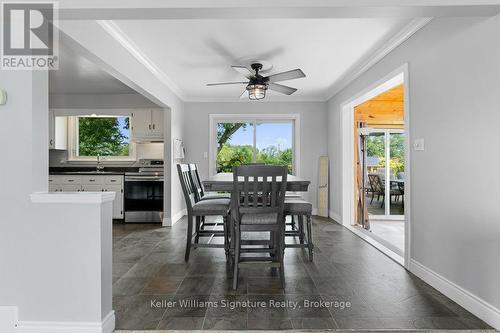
[
  {"xmin": 112, "ymin": 18, "xmax": 412, "ymax": 101},
  {"xmin": 49, "ymin": 41, "xmax": 136, "ymax": 95}
]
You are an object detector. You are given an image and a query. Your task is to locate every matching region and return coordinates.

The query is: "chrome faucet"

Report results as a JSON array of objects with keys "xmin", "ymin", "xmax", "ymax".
[{"xmin": 96, "ymin": 154, "xmax": 105, "ymax": 172}]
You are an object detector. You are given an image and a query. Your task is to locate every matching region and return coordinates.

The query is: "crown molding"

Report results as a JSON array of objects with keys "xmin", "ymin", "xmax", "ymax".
[
  {"xmin": 96, "ymin": 17, "xmax": 431, "ymax": 104},
  {"xmin": 324, "ymin": 17, "xmax": 432, "ymax": 101},
  {"xmin": 183, "ymin": 95, "xmax": 326, "ymax": 103},
  {"xmin": 97, "ymin": 20, "xmax": 186, "ymax": 100}
]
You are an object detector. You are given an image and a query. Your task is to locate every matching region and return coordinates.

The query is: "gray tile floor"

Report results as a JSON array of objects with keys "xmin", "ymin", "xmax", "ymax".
[{"xmin": 112, "ymin": 217, "xmax": 491, "ymax": 331}]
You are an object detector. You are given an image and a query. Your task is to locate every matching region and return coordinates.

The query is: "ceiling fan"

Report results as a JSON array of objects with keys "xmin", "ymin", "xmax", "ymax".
[{"xmin": 206, "ymin": 63, "xmax": 305, "ymax": 100}]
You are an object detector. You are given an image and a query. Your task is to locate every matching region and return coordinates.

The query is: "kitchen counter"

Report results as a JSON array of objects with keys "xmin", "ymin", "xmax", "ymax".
[
  {"xmin": 49, "ymin": 167, "xmax": 138, "ymax": 175},
  {"xmin": 49, "ymin": 171, "xmax": 126, "ymax": 175}
]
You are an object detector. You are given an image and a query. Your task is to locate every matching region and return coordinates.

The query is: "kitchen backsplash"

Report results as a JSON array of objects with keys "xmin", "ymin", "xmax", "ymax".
[{"xmin": 49, "ymin": 142, "xmax": 164, "ymax": 167}]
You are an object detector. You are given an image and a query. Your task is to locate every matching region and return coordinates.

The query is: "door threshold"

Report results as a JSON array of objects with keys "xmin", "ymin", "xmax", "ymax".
[{"xmin": 345, "ymin": 224, "xmax": 404, "ymax": 266}]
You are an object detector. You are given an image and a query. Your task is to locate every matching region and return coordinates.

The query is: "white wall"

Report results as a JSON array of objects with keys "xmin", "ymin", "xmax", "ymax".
[
  {"xmin": 184, "ymin": 102, "xmax": 328, "ymax": 210},
  {"xmin": 327, "ymin": 16, "xmax": 500, "ymax": 325},
  {"xmin": 0, "ymin": 70, "xmax": 114, "ymax": 329},
  {"xmin": 58, "ymin": 20, "xmax": 185, "ymax": 225}
]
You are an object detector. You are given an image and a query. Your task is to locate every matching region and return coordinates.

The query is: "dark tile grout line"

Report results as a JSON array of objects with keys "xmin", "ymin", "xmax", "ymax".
[{"xmin": 112, "ymin": 219, "xmax": 491, "ymax": 331}]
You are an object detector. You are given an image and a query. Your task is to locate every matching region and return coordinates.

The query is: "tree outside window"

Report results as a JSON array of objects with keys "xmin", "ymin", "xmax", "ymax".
[
  {"xmin": 216, "ymin": 121, "xmax": 293, "ymax": 173},
  {"xmin": 77, "ymin": 116, "xmax": 131, "ymax": 157}
]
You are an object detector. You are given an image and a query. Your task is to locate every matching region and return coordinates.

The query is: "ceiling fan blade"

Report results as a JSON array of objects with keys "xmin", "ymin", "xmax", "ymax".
[
  {"xmin": 265, "ymin": 69, "xmax": 305, "ymax": 83},
  {"xmin": 240, "ymin": 89, "xmax": 249, "ymax": 99},
  {"xmin": 268, "ymin": 83, "xmax": 297, "ymax": 95},
  {"xmin": 231, "ymin": 65, "xmax": 253, "ymax": 78},
  {"xmin": 206, "ymin": 81, "xmax": 248, "ymax": 86}
]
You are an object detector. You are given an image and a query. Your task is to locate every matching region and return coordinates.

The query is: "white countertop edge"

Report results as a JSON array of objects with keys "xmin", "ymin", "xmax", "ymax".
[{"xmin": 30, "ymin": 192, "xmax": 116, "ymax": 204}]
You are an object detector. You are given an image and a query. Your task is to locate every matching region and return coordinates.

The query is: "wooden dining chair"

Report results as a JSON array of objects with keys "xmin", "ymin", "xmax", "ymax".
[
  {"xmin": 188, "ymin": 164, "xmax": 231, "ymax": 231},
  {"xmin": 177, "ymin": 164, "xmax": 230, "ymax": 261},
  {"xmin": 284, "ymin": 196, "xmax": 314, "ymax": 261},
  {"xmin": 232, "ymin": 165, "xmax": 288, "ymax": 290},
  {"xmin": 189, "ymin": 163, "xmax": 230, "ymax": 202}
]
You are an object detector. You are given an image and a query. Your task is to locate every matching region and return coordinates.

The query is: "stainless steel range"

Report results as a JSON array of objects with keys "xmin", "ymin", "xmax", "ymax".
[{"xmin": 124, "ymin": 159, "xmax": 164, "ymax": 223}]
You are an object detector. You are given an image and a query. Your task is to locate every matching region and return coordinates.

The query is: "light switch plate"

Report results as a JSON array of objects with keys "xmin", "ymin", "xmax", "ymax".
[
  {"xmin": 203, "ymin": 152, "xmax": 208, "ymax": 158},
  {"xmin": 0, "ymin": 89, "xmax": 7, "ymax": 105},
  {"xmin": 413, "ymin": 138, "xmax": 425, "ymax": 151}
]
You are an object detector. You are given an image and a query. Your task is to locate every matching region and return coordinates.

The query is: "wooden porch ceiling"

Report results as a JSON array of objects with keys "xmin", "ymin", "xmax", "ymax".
[{"xmin": 354, "ymin": 84, "xmax": 404, "ymax": 128}]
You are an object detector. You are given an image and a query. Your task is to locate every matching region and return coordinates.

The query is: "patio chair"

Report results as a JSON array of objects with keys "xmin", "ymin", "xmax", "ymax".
[
  {"xmin": 177, "ymin": 164, "xmax": 230, "ymax": 262},
  {"xmin": 368, "ymin": 174, "xmax": 400, "ymax": 208},
  {"xmin": 232, "ymin": 165, "xmax": 288, "ymax": 290},
  {"xmin": 398, "ymin": 181, "xmax": 405, "ymax": 208}
]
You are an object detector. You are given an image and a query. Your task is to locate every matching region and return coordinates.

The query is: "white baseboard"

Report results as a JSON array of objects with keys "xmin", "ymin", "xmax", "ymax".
[
  {"xmin": 409, "ymin": 259, "xmax": 500, "ymax": 330},
  {"xmin": 163, "ymin": 209, "xmax": 187, "ymax": 227},
  {"xmin": 0, "ymin": 306, "xmax": 18, "ymax": 333},
  {"xmin": 329, "ymin": 210, "xmax": 342, "ymax": 223},
  {"xmin": 16, "ymin": 311, "xmax": 115, "ymax": 333}
]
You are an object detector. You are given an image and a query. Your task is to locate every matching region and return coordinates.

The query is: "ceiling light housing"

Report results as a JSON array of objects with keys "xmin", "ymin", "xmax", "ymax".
[{"xmin": 247, "ymin": 83, "xmax": 267, "ymax": 100}]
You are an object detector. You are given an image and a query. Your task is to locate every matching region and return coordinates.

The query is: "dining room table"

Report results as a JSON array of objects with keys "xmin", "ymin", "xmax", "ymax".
[
  {"xmin": 203, "ymin": 172, "xmax": 311, "ymax": 260},
  {"xmin": 203, "ymin": 172, "xmax": 311, "ymax": 192}
]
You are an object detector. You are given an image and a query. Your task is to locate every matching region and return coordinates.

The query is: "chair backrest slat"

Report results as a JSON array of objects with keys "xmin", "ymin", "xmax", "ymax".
[
  {"xmin": 243, "ymin": 176, "xmax": 250, "ymax": 206},
  {"xmin": 188, "ymin": 163, "xmax": 205, "ymax": 202},
  {"xmin": 233, "ymin": 165, "xmax": 288, "ymax": 223},
  {"xmin": 262, "ymin": 175, "xmax": 268, "ymax": 207},
  {"xmin": 177, "ymin": 163, "xmax": 196, "ymax": 211},
  {"xmin": 252, "ymin": 176, "xmax": 258, "ymax": 207}
]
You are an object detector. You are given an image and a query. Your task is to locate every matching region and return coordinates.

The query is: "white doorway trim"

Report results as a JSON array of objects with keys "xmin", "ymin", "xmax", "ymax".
[{"xmin": 340, "ymin": 63, "xmax": 411, "ymax": 268}]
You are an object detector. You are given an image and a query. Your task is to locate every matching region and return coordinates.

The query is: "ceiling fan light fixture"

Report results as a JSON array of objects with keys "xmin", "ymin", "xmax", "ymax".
[{"xmin": 247, "ymin": 83, "xmax": 267, "ymax": 100}]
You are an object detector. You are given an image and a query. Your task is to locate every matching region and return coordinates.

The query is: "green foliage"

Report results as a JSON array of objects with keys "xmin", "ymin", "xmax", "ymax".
[
  {"xmin": 257, "ymin": 147, "xmax": 293, "ymax": 173},
  {"xmin": 390, "ymin": 158, "xmax": 404, "ymax": 175},
  {"xmin": 366, "ymin": 134, "xmax": 405, "ymax": 176},
  {"xmin": 217, "ymin": 144, "xmax": 254, "ymax": 172},
  {"xmin": 366, "ymin": 135, "xmax": 384, "ymax": 157},
  {"xmin": 217, "ymin": 123, "xmax": 248, "ymax": 151},
  {"xmin": 215, "ymin": 122, "xmax": 293, "ymax": 173},
  {"xmin": 216, "ymin": 144, "xmax": 293, "ymax": 173},
  {"xmin": 390, "ymin": 134, "xmax": 404, "ymax": 160},
  {"xmin": 78, "ymin": 117, "xmax": 129, "ymax": 156}
]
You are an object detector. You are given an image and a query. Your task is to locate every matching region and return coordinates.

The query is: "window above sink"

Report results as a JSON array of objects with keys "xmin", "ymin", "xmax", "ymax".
[{"xmin": 67, "ymin": 115, "xmax": 136, "ymax": 162}]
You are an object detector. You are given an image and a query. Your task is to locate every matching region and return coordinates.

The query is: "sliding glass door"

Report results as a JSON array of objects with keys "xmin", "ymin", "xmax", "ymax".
[
  {"xmin": 255, "ymin": 122, "xmax": 293, "ymax": 173},
  {"xmin": 365, "ymin": 129, "xmax": 405, "ymax": 218}
]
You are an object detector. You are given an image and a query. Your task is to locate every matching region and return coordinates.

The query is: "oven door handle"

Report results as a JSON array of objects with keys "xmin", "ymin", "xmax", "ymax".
[{"xmin": 125, "ymin": 176, "xmax": 164, "ymax": 181}]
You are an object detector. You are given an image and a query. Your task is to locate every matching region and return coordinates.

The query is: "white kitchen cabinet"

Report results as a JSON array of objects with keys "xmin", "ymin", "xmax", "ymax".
[
  {"xmin": 49, "ymin": 184, "xmax": 62, "ymax": 192},
  {"xmin": 150, "ymin": 109, "xmax": 164, "ymax": 138},
  {"xmin": 130, "ymin": 110, "xmax": 152, "ymax": 139},
  {"xmin": 103, "ymin": 175, "xmax": 122, "ymax": 185},
  {"xmin": 48, "ymin": 110, "xmax": 67, "ymax": 150},
  {"xmin": 48, "ymin": 174, "xmax": 124, "ymax": 219},
  {"xmin": 131, "ymin": 109, "xmax": 164, "ymax": 141},
  {"xmin": 81, "ymin": 184, "xmax": 104, "ymax": 192},
  {"xmin": 61, "ymin": 184, "xmax": 83, "ymax": 192},
  {"xmin": 103, "ymin": 185, "xmax": 123, "ymax": 219}
]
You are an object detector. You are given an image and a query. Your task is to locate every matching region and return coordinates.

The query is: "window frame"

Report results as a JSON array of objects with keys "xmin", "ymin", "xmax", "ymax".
[
  {"xmin": 209, "ymin": 114, "xmax": 300, "ymax": 176},
  {"xmin": 67, "ymin": 115, "xmax": 137, "ymax": 162}
]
